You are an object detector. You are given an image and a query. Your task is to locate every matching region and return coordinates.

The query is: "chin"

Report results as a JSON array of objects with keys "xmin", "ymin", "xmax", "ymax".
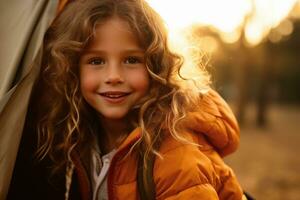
[{"xmin": 101, "ymin": 112, "xmax": 127, "ymax": 121}]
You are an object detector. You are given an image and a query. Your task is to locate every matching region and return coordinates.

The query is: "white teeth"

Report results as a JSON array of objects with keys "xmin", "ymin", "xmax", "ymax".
[
  {"xmin": 101, "ymin": 93, "xmax": 128, "ymax": 98},
  {"xmin": 106, "ymin": 94, "xmax": 123, "ymax": 98}
]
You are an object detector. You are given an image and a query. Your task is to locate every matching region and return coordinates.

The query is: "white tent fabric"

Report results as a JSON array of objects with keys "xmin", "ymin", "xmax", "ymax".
[{"xmin": 0, "ymin": 0, "xmax": 58, "ymax": 199}]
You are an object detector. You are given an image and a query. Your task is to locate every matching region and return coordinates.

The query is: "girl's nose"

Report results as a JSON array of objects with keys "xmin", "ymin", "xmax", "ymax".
[{"xmin": 105, "ymin": 64, "xmax": 124, "ymax": 85}]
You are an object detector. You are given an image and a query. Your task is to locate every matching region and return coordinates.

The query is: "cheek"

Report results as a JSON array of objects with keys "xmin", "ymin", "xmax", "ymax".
[
  {"xmin": 130, "ymin": 70, "xmax": 150, "ymax": 93},
  {"xmin": 80, "ymin": 70, "xmax": 100, "ymax": 94}
]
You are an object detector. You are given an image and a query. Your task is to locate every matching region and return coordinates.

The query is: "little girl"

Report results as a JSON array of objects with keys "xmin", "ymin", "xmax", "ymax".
[{"xmin": 8, "ymin": 0, "xmax": 244, "ymax": 199}]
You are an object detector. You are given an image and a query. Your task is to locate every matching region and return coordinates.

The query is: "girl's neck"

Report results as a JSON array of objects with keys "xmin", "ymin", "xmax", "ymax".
[{"xmin": 98, "ymin": 117, "xmax": 132, "ymax": 154}]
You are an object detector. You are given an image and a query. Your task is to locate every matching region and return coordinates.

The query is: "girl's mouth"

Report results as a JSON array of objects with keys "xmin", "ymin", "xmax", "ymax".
[
  {"xmin": 99, "ymin": 91, "xmax": 130, "ymax": 103},
  {"xmin": 99, "ymin": 91, "xmax": 130, "ymax": 98}
]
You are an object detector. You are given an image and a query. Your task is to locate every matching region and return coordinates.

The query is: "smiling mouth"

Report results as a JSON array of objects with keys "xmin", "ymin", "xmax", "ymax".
[{"xmin": 99, "ymin": 91, "xmax": 130, "ymax": 98}]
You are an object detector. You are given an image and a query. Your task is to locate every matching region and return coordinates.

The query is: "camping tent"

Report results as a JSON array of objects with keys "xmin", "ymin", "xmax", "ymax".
[{"xmin": 0, "ymin": 0, "xmax": 58, "ymax": 199}]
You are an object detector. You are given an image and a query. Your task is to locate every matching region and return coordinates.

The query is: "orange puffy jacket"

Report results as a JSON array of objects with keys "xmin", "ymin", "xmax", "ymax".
[{"xmin": 71, "ymin": 90, "xmax": 243, "ymax": 200}]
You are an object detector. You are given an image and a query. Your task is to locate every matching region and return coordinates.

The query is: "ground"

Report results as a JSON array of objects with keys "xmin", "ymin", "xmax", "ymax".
[{"xmin": 225, "ymin": 104, "xmax": 300, "ymax": 200}]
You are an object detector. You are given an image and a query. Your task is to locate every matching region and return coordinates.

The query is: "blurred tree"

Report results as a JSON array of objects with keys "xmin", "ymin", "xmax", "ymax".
[
  {"xmin": 271, "ymin": 19, "xmax": 300, "ymax": 103},
  {"xmin": 184, "ymin": 2, "xmax": 300, "ymax": 128}
]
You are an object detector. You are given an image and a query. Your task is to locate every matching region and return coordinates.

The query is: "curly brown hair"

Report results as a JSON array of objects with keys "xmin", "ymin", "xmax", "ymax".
[{"xmin": 31, "ymin": 0, "xmax": 210, "ymax": 182}]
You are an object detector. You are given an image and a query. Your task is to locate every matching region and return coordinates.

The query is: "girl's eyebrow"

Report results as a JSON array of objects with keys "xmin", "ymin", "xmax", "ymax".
[
  {"xmin": 82, "ymin": 49, "xmax": 145, "ymax": 55},
  {"xmin": 123, "ymin": 49, "xmax": 145, "ymax": 54}
]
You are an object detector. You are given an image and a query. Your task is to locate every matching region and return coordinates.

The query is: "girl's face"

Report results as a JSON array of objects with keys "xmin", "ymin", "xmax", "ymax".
[{"xmin": 79, "ymin": 17, "xmax": 149, "ymax": 121}]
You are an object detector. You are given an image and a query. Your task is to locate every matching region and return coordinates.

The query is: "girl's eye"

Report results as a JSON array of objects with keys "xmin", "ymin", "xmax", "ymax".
[
  {"xmin": 88, "ymin": 58, "xmax": 105, "ymax": 65},
  {"xmin": 124, "ymin": 56, "xmax": 142, "ymax": 64}
]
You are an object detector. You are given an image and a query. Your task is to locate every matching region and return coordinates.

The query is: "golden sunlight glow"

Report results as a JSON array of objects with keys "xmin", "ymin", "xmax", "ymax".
[
  {"xmin": 147, "ymin": 0, "xmax": 299, "ymax": 45},
  {"xmin": 146, "ymin": 0, "xmax": 299, "ymax": 84},
  {"xmin": 245, "ymin": 0, "xmax": 298, "ymax": 45},
  {"xmin": 148, "ymin": 0, "xmax": 251, "ymax": 33}
]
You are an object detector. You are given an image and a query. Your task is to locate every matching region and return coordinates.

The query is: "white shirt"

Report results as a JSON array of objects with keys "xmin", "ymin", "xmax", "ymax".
[{"xmin": 91, "ymin": 146, "xmax": 116, "ymax": 200}]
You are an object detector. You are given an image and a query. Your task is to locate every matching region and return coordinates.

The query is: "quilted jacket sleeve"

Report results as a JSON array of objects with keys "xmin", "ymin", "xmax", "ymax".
[
  {"xmin": 154, "ymin": 142, "xmax": 219, "ymax": 200},
  {"xmin": 154, "ymin": 136, "xmax": 243, "ymax": 200}
]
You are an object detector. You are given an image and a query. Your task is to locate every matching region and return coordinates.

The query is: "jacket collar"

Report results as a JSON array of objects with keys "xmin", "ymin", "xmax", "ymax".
[{"xmin": 118, "ymin": 127, "xmax": 141, "ymax": 151}]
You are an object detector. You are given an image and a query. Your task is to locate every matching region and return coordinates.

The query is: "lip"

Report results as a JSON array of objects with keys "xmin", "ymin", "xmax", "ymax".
[{"xmin": 98, "ymin": 91, "xmax": 131, "ymax": 104}]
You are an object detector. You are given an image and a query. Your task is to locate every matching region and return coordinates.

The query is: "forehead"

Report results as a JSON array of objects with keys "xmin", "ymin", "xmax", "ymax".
[{"xmin": 85, "ymin": 17, "xmax": 143, "ymax": 51}]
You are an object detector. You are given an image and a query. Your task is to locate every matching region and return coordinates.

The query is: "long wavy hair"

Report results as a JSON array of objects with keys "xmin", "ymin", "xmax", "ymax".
[{"xmin": 32, "ymin": 0, "xmax": 210, "ymax": 182}]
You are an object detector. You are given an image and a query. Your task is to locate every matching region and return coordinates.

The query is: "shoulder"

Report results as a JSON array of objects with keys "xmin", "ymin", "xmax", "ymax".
[
  {"xmin": 153, "ymin": 131, "xmax": 216, "ymax": 198},
  {"xmin": 153, "ymin": 131, "xmax": 243, "ymax": 200}
]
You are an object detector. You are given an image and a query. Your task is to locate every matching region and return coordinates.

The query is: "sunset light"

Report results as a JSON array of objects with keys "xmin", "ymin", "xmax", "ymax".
[{"xmin": 147, "ymin": 0, "xmax": 299, "ymax": 45}]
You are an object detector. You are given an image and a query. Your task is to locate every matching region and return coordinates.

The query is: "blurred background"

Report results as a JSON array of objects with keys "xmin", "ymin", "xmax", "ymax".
[
  {"xmin": 1, "ymin": 0, "xmax": 299, "ymax": 199},
  {"xmin": 147, "ymin": 0, "xmax": 300, "ymax": 199}
]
